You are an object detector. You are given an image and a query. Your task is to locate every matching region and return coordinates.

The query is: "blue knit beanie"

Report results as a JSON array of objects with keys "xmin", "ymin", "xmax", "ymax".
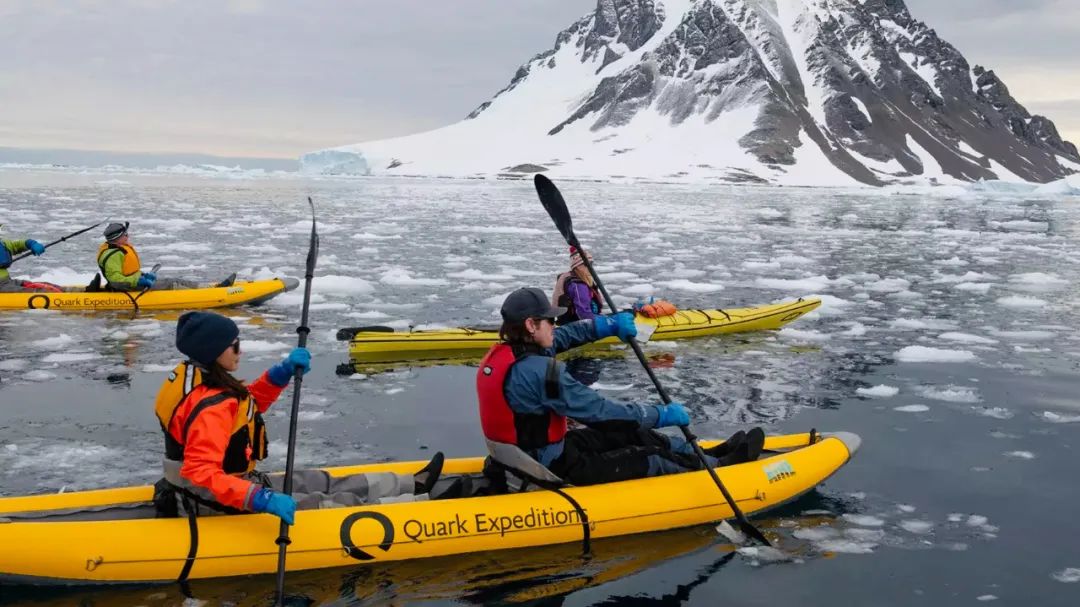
[{"xmin": 176, "ymin": 312, "xmax": 239, "ymax": 366}]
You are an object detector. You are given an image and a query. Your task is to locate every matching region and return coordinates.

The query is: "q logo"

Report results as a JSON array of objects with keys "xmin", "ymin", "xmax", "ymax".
[
  {"xmin": 27, "ymin": 295, "xmax": 50, "ymax": 310},
  {"xmin": 780, "ymin": 311, "xmax": 804, "ymax": 323},
  {"xmin": 339, "ymin": 511, "xmax": 395, "ymax": 561}
]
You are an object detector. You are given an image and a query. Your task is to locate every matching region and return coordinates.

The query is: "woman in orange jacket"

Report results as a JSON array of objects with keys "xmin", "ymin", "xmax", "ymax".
[{"xmin": 156, "ymin": 311, "xmax": 443, "ymax": 524}]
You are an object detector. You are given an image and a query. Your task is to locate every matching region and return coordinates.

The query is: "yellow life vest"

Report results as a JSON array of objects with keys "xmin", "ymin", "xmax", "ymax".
[
  {"xmin": 154, "ymin": 361, "xmax": 266, "ymax": 475},
  {"xmin": 97, "ymin": 242, "xmax": 142, "ymax": 277}
]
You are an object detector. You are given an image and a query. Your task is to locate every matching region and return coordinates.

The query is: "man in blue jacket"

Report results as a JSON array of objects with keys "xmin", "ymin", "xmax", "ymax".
[{"xmin": 477, "ymin": 287, "xmax": 763, "ymax": 486}]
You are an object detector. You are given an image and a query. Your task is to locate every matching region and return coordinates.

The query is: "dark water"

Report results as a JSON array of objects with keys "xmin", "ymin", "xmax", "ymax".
[{"xmin": 1, "ymin": 171, "xmax": 1078, "ymax": 605}]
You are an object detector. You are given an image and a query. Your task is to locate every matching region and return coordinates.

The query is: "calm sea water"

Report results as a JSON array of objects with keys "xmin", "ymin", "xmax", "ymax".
[{"xmin": 1, "ymin": 170, "xmax": 1078, "ymax": 605}]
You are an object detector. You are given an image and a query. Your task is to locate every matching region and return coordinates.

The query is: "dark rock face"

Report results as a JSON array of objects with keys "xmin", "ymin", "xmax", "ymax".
[{"xmin": 469, "ymin": 0, "xmax": 1077, "ymax": 184}]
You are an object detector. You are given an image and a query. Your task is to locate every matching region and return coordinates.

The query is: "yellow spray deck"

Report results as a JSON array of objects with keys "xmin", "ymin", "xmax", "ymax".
[
  {"xmin": 346, "ymin": 297, "xmax": 822, "ymax": 363},
  {"xmin": 0, "ymin": 277, "xmax": 298, "ymax": 311},
  {"xmin": 0, "ymin": 431, "xmax": 858, "ymax": 585}
]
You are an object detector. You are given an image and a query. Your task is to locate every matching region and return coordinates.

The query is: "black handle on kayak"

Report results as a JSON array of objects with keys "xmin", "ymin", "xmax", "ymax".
[
  {"xmin": 533, "ymin": 174, "xmax": 770, "ymax": 547},
  {"xmin": 336, "ymin": 325, "xmax": 396, "ymax": 340}
]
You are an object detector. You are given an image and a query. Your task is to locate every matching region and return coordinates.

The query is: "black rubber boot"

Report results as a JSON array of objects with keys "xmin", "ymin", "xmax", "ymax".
[
  {"xmin": 413, "ymin": 451, "xmax": 444, "ymax": 494},
  {"xmin": 743, "ymin": 427, "xmax": 765, "ymax": 462},
  {"xmin": 215, "ymin": 273, "xmax": 237, "ymax": 288},
  {"xmin": 706, "ymin": 430, "xmax": 746, "ymax": 459}
]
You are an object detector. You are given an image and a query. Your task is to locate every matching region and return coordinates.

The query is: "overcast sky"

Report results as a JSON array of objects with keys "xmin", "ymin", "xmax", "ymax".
[{"xmin": 1, "ymin": 0, "xmax": 1076, "ymax": 159}]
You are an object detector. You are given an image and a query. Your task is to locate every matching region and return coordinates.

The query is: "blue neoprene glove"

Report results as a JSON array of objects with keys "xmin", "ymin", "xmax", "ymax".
[
  {"xmin": 655, "ymin": 402, "xmax": 690, "ymax": 428},
  {"xmin": 26, "ymin": 240, "xmax": 45, "ymax": 256},
  {"xmin": 136, "ymin": 273, "xmax": 156, "ymax": 288},
  {"xmin": 249, "ymin": 488, "xmax": 297, "ymax": 525},
  {"xmin": 594, "ymin": 312, "xmax": 637, "ymax": 342},
  {"xmin": 267, "ymin": 347, "xmax": 312, "ymax": 387}
]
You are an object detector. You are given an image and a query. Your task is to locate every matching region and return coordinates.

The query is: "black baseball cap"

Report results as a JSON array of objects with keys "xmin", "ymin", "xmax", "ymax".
[
  {"xmin": 103, "ymin": 222, "xmax": 129, "ymax": 242},
  {"xmin": 500, "ymin": 287, "xmax": 565, "ymax": 322}
]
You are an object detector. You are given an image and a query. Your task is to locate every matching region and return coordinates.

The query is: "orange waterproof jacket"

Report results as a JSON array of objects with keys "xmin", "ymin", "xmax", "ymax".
[{"xmin": 166, "ymin": 372, "xmax": 285, "ymax": 510}]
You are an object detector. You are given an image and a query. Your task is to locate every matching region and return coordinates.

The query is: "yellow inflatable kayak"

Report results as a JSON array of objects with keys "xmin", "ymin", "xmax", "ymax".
[
  {"xmin": 0, "ymin": 277, "xmax": 299, "ymax": 312},
  {"xmin": 342, "ymin": 297, "xmax": 821, "ymax": 363},
  {"xmin": 0, "ymin": 431, "xmax": 859, "ymax": 585}
]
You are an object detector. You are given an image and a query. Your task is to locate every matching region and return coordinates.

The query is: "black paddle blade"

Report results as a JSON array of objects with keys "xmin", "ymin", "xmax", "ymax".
[
  {"xmin": 533, "ymin": 174, "xmax": 578, "ymax": 247},
  {"xmin": 305, "ymin": 197, "xmax": 320, "ymax": 278}
]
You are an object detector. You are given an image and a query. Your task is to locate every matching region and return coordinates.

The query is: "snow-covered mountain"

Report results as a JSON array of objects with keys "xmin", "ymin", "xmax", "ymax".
[{"xmin": 301, "ymin": 0, "xmax": 1079, "ymax": 186}]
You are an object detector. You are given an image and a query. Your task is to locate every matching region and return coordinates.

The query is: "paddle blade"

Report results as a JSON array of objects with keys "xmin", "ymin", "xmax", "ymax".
[
  {"xmin": 305, "ymin": 197, "xmax": 320, "ymax": 278},
  {"xmin": 634, "ymin": 321, "xmax": 657, "ymax": 344},
  {"xmin": 715, "ymin": 520, "xmax": 746, "ymax": 544},
  {"xmin": 533, "ymin": 174, "xmax": 577, "ymax": 247}
]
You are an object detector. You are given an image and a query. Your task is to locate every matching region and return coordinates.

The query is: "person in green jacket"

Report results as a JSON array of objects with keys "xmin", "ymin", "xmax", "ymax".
[
  {"xmin": 0, "ymin": 224, "xmax": 47, "ymax": 292},
  {"xmin": 96, "ymin": 222, "xmax": 210, "ymax": 291}
]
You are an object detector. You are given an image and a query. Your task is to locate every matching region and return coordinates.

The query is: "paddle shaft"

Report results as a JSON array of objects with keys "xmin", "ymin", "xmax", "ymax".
[
  {"xmin": 275, "ymin": 198, "xmax": 319, "ymax": 605},
  {"xmin": 534, "ymin": 174, "xmax": 769, "ymax": 546},
  {"xmin": 9, "ymin": 221, "xmax": 105, "ymax": 263}
]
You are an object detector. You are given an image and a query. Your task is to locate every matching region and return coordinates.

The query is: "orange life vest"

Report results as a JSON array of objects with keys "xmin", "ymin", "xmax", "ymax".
[{"xmin": 97, "ymin": 242, "xmax": 142, "ymax": 277}]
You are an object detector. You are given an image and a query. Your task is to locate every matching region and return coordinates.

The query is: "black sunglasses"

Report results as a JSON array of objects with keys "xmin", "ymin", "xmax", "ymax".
[{"xmin": 230, "ymin": 340, "xmax": 241, "ymax": 354}]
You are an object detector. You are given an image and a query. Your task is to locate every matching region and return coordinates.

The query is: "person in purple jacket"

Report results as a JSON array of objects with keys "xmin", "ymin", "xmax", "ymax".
[{"xmin": 552, "ymin": 246, "xmax": 603, "ymax": 325}]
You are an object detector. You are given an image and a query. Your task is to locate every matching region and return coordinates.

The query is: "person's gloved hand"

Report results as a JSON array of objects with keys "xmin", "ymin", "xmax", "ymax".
[
  {"xmin": 594, "ymin": 311, "xmax": 637, "ymax": 342},
  {"xmin": 136, "ymin": 273, "xmax": 156, "ymax": 289},
  {"xmin": 655, "ymin": 402, "xmax": 690, "ymax": 428},
  {"xmin": 249, "ymin": 488, "xmax": 297, "ymax": 525},
  {"xmin": 267, "ymin": 347, "xmax": 312, "ymax": 387},
  {"xmin": 26, "ymin": 240, "xmax": 45, "ymax": 256}
]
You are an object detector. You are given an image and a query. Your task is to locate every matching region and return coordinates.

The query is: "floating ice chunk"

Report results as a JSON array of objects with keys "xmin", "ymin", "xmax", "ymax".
[
  {"xmin": 447, "ymin": 268, "xmax": 514, "ymax": 281},
  {"xmin": 662, "ymin": 279, "xmax": 723, "ymax": 293},
  {"xmin": 1010, "ymin": 272, "xmax": 1068, "ymax": 286},
  {"xmin": 973, "ymin": 407, "xmax": 1013, "ymax": 420},
  {"xmin": 857, "ymin": 385, "xmax": 899, "ymax": 398},
  {"xmin": 933, "ymin": 271, "xmax": 997, "ymax": 284},
  {"xmin": 773, "ymin": 254, "xmax": 814, "ymax": 265},
  {"xmin": 1051, "ymin": 568, "xmax": 1080, "ymax": 583},
  {"xmin": 976, "ymin": 595, "xmax": 998, "ymax": 602},
  {"xmin": 142, "ymin": 364, "xmax": 176, "ymax": 372},
  {"xmin": 987, "ymin": 329, "xmax": 1055, "ymax": 341},
  {"xmin": 379, "ymin": 269, "xmax": 448, "ymax": 287},
  {"xmin": 816, "ymin": 539, "xmax": 877, "ymax": 554},
  {"xmin": 41, "ymin": 352, "xmax": 100, "ymax": 363},
  {"xmin": 0, "ymin": 358, "xmax": 30, "ymax": 371},
  {"xmin": 894, "ymin": 404, "xmax": 930, "ymax": 413},
  {"xmin": 917, "ymin": 385, "xmax": 980, "ymax": 403},
  {"xmin": 344, "ymin": 310, "xmax": 391, "ymax": 320},
  {"xmin": 241, "ymin": 340, "xmax": 291, "ymax": 353},
  {"xmin": 451, "ymin": 226, "xmax": 544, "ymax": 235},
  {"xmin": 25, "ymin": 370, "xmax": 57, "ymax": 381},
  {"xmin": 756, "ymin": 275, "xmax": 833, "ymax": 291},
  {"xmin": 965, "ymin": 515, "xmax": 989, "ymax": 527},
  {"xmin": 895, "ymin": 346, "xmax": 976, "ymax": 363},
  {"xmin": 996, "ymin": 295, "xmax": 1048, "ymax": 309},
  {"xmin": 954, "ymin": 282, "xmax": 993, "ymax": 293},
  {"xmin": 385, "ymin": 387, "xmax": 404, "ymax": 395},
  {"xmin": 938, "ymin": 332, "xmax": 998, "ymax": 345},
  {"xmin": 844, "ymin": 528, "xmax": 885, "ymax": 541},
  {"xmin": 899, "ymin": 520, "xmax": 934, "ymax": 534},
  {"xmin": 33, "ymin": 334, "xmax": 75, "ymax": 349},
  {"xmin": 755, "ymin": 208, "xmax": 785, "ymax": 218},
  {"xmin": 621, "ymin": 283, "xmax": 656, "ymax": 296},
  {"xmin": 1041, "ymin": 411, "xmax": 1080, "ymax": 424},
  {"xmin": 778, "ymin": 328, "xmax": 831, "ymax": 342},
  {"xmin": 1004, "ymin": 451, "xmax": 1035, "ymax": 459},
  {"xmin": 315, "ymin": 275, "xmax": 374, "ymax": 295},
  {"xmin": 841, "ymin": 322, "xmax": 867, "ymax": 336},
  {"xmin": 897, "ymin": 504, "xmax": 916, "ymax": 513},
  {"xmin": 890, "ymin": 318, "xmax": 958, "ymax": 330},
  {"xmin": 933, "ymin": 256, "xmax": 968, "ymax": 267},
  {"xmin": 841, "ymin": 514, "xmax": 885, "ymax": 527},
  {"xmin": 743, "ymin": 260, "xmax": 781, "ymax": 271},
  {"xmin": 793, "ymin": 526, "xmax": 840, "ymax": 541},
  {"xmin": 865, "ymin": 277, "xmax": 910, "ymax": 292}
]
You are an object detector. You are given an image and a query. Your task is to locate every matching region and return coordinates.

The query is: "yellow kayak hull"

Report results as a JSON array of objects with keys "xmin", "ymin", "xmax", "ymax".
[
  {"xmin": 0, "ymin": 278, "xmax": 298, "ymax": 311},
  {"xmin": 0, "ymin": 431, "xmax": 859, "ymax": 585},
  {"xmin": 347, "ymin": 297, "xmax": 822, "ymax": 362}
]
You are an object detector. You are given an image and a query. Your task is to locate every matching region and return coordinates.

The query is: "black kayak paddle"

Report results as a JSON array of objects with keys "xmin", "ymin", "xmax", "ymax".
[
  {"xmin": 274, "ymin": 197, "xmax": 319, "ymax": 605},
  {"xmin": 9, "ymin": 220, "xmax": 106, "ymax": 264},
  {"xmin": 533, "ymin": 174, "xmax": 771, "ymax": 547}
]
